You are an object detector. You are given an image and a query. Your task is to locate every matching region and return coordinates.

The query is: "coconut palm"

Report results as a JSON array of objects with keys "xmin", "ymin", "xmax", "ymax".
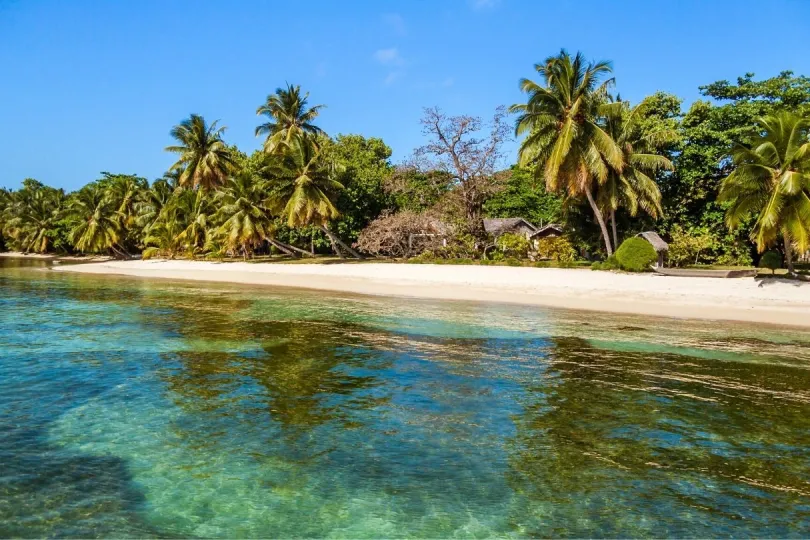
[
  {"xmin": 68, "ymin": 185, "xmax": 123, "ymax": 255},
  {"xmin": 3, "ymin": 188, "xmax": 66, "ymax": 253},
  {"xmin": 599, "ymin": 98, "xmax": 675, "ymax": 247},
  {"xmin": 511, "ymin": 50, "xmax": 623, "ymax": 255},
  {"xmin": 142, "ymin": 218, "xmax": 185, "ymax": 260},
  {"xmin": 165, "ymin": 114, "xmax": 235, "ymax": 190},
  {"xmin": 209, "ymin": 171, "xmax": 276, "ymax": 260},
  {"xmin": 266, "ymin": 135, "xmax": 361, "ymax": 258},
  {"xmin": 719, "ymin": 112, "xmax": 810, "ymax": 273},
  {"xmin": 172, "ymin": 188, "xmax": 214, "ymax": 256},
  {"xmin": 137, "ymin": 176, "xmax": 177, "ymax": 234},
  {"xmin": 255, "ymin": 84, "xmax": 325, "ymax": 153}
]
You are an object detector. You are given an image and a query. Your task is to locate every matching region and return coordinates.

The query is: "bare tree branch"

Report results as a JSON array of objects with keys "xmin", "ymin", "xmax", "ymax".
[{"xmin": 411, "ymin": 106, "xmax": 511, "ymax": 232}]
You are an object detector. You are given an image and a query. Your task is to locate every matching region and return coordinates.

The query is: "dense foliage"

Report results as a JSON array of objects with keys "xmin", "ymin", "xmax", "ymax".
[
  {"xmin": 615, "ymin": 238, "xmax": 657, "ymax": 272},
  {"xmin": 2, "ymin": 60, "xmax": 809, "ymax": 270}
]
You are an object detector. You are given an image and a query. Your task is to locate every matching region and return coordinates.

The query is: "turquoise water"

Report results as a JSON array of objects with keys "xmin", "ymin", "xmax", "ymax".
[{"xmin": 2, "ymin": 257, "xmax": 810, "ymax": 537}]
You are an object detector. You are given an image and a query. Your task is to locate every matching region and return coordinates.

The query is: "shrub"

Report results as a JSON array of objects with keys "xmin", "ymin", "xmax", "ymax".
[
  {"xmin": 357, "ymin": 211, "xmax": 446, "ymax": 258},
  {"xmin": 534, "ymin": 236, "xmax": 577, "ymax": 262},
  {"xmin": 496, "ymin": 233, "xmax": 530, "ymax": 259},
  {"xmin": 615, "ymin": 238, "xmax": 657, "ymax": 272},
  {"xmin": 591, "ymin": 254, "xmax": 620, "ymax": 271},
  {"xmin": 667, "ymin": 225, "xmax": 715, "ymax": 267},
  {"xmin": 505, "ymin": 257, "xmax": 523, "ymax": 267},
  {"xmin": 759, "ymin": 251, "xmax": 782, "ymax": 274}
]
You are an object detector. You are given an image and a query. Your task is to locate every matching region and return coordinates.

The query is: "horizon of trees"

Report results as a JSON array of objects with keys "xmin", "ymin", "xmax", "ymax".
[{"xmin": 2, "ymin": 56, "xmax": 810, "ymax": 270}]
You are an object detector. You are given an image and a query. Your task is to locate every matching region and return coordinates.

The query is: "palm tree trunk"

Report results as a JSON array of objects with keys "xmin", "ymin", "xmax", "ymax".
[
  {"xmin": 268, "ymin": 239, "xmax": 297, "ymax": 257},
  {"xmin": 585, "ymin": 188, "xmax": 613, "ymax": 256},
  {"xmin": 319, "ymin": 225, "xmax": 363, "ymax": 259},
  {"xmin": 610, "ymin": 209, "xmax": 618, "ymax": 250},
  {"xmin": 784, "ymin": 232, "xmax": 795, "ymax": 275}
]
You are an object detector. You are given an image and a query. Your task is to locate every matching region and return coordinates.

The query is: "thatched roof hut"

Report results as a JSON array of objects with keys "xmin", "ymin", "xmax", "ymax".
[
  {"xmin": 636, "ymin": 231, "xmax": 668, "ymax": 268},
  {"xmin": 529, "ymin": 223, "xmax": 564, "ymax": 240},
  {"xmin": 483, "ymin": 218, "xmax": 538, "ymax": 238}
]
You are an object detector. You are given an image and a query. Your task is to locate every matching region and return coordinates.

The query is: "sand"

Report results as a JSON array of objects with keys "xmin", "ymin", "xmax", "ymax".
[{"xmin": 49, "ymin": 259, "xmax": 810, "ymax": 328}]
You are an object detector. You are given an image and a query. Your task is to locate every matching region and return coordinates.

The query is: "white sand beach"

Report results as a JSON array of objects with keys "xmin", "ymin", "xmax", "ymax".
[{"xmin": 51, "ymin": 259, "xmax": 810, "ymax": 328}]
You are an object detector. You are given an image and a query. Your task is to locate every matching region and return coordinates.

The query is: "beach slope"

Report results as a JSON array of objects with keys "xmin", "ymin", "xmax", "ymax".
[{"xmin": 54, "ymin": 260, "xmax": 810, "ymax": 327}]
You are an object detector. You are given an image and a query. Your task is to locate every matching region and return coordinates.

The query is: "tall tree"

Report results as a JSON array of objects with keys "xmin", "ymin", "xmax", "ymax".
[
  {"xmin": 511, "ymin": 50, "xmax": 622, "ymax": 255},
  {"xmin": 255, "ymin": 84, "xmax": 325, "ymax": 153},
  {"xmin": 165, "ymin": 114, "xmax": 235, "ymax": 190},
  {"xmin": 599, "ymin": 97, "xmax": 676, "ymax": 247},
  {"xmin": 327, "ymin": 134, "xmax": 395, "ymax": 243},
  {"xmin": 719, "ymin": 112, "xmax": 810, "ymax": 273},
  {"xmin": 267, "ymin": 135, "xmax": 361, "ymax": 258},
  {"xmin": 67, "ymin": 185, "xmax": 122, "ymax": 255},
  {"xmin": 668, "ymin": 72, "xmax": 810, "ymax": 265},
  {"xmin": 412, "ymin": 106, "xmax": 510, "ymax": 235},
  {"xmin": 211, "ymin": 171, "xmax": 275, "ymax": 260}
]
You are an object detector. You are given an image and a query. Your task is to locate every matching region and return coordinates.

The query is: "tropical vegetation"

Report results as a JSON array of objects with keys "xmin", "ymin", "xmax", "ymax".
[{"xmin": 2, "ymin": 54, "xmax": 809, "ymax": 272}]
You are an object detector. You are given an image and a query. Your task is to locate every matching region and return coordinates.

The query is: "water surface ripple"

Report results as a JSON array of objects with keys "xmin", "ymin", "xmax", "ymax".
[{"xmin": 1, "ymin": 258, "xmax": 810, "ymax": 537}]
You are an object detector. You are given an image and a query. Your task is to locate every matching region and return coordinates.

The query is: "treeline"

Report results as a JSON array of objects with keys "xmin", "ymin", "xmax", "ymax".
[{"xmin": 2, "ymin": 51, "xmax": 809, "ymax": 269}]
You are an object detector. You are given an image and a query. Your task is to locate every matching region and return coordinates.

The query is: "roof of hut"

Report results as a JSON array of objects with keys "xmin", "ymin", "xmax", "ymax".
[
  {"xmin": 529, "ymin": 223, "xmax": 564, "ymax": 238},
  {"xmin": 636, "ymin": 231, "xmax": 668, "ymax": 252},
  {"xmin": 483, "ymin": 218, "xmax": 538, "ymax": 236}
]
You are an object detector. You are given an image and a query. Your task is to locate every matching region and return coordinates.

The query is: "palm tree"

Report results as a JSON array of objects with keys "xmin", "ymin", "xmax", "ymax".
[
  {"xmin": 266, "ymin": 135, "xmax": 361, "ymax": 258},
  {"xmin": 4, "ymin": 188, "xmax": 66, "ymax": 253},
  {"xmin": 172, "ymin": 188, "xmax": 214, "ymax": 256},
  {"xmin": 104, "ymin": 174, "xmax": 148, "ymax": 250},
  {"xmin": 511, "ymin": 50, "xmax": 623, "ymax": 255},
  {"xmin": 142, "ymin": 218, "xmax": 184, "ymax": 260},
  {"xmin": 599, "ymin": 98, "xmax": 675, "ymax": 247},
  {"xmin": 255, "ymin": 84, "xmax": 325, "ymax": 153},
  {"xmin": 68, "ymin": 185, "xmax": 122, "ymax": 255},
  {"xmin": 210, "ymin": 171, "xmax": 276, "ymax": 260},
  {"xmin": 719, "ymin": 112, "xmax": 810, "ymax": 273},
  {"xmin": 165, "ymin": 114, "xmax": 235, "ymax": 190},
  {"xmin": 137, "ymin": 176, "xmax": 176, "ymax": 234}
]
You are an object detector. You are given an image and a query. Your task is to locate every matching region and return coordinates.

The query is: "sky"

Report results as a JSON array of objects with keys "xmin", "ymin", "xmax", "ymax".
[{"xmin": 2, "ymin": 0, "xmax": 809, "ymax": 191}]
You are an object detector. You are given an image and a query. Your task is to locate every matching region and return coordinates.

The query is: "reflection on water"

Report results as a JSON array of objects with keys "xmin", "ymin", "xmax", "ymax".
[{"xmin": 1, "ymin": 257, "xmax": 810, "ymax": 537}]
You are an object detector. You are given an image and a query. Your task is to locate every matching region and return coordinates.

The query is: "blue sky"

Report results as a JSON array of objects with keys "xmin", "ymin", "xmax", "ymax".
[{"xmin": 2, "ymin": 0, "xmax": 809, "ymax": 191}]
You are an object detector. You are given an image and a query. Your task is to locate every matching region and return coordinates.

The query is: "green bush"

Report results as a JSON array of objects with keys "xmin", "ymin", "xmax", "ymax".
[
  {"xmin": 496, "ymin": 233, "xmax": 530, "ymax": 259},
  {"xmin": 615, "ymin": 238, "xmax": 657, "ymax": 272},
  {"xmin": 534, "ymin": 236, "xmax": 577, "ymax": 262},
  {"xmin": 591, "ymin": 254, "xmax": 620, "ymax": 271},
  {"xmin": 759, "ymin": 251, "xmax": 782, "ymax": 274},
  {"xmin": 505, "ymin": 257, "xmax": 523, "ymax": 267}
]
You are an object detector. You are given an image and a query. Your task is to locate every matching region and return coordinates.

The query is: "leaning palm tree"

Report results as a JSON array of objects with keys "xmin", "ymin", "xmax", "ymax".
[
  {"xmin": 510, "ymin": 50, "xmax": 623, "ymax": 255},
  {"xmin": 171, "ymin": 188, "xmax": 214, "ymax": 256},
  {"xmin": 210, "ymin": 171, "xmax": 276, "ymax": 260},
  {"xmin": 4, "ymin": 188, "xmax": 66, "ymax": 253},
  {"xmin": 599, "ymin": 98, "xmax": 675, "ymax": 247},
  {"xmin": 165, "ymin": 114, "xmax": 235, "ymax": 190},
  {"xmin": 137, "ymin": 176, "xmax": 176, "ymax": 234},
  {"xmin": 68, "ymin": 185, "xmax": 123, "ymax": 256},
  {"xmin": 266, "ymin": 135, "xmax": 361, "ymax": 258},
  {"xmin": 719, "ymin": 112, "xmax": 810, "ymax": 274},
  {"xmin": 142, "ymin": 218, "xmax": 185, "ymax": 260},
  {"xmin": 255, "ymin": 84, "xmax": 325, "ymax": 153}
]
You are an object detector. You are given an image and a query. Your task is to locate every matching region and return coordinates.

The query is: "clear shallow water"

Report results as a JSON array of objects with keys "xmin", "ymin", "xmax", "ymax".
[{"xmin": 2, "ymin": 258, "xmax": 810, "ymax": 538}]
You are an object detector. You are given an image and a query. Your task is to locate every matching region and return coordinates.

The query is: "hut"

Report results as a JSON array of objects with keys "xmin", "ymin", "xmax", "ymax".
[
  {"xmin": 636, "ymin": 231, "xmax": 668, "ymax": 268},
  {"xmin": 483, "ymin": 218, "xmax": 538, "ymax": 239},
  {"xmin": 530, "ymin": 223, "xmax": 564, "ymax": 240}
]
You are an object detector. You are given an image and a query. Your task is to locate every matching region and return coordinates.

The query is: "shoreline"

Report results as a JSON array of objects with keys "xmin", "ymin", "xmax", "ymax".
[
  {"xmin": 50, "ymin": 259, "xmax": 810, "ymax": 328},
  {"xmin": 0, "ymin": 251, "xmax": 112, "ymax": 261}
]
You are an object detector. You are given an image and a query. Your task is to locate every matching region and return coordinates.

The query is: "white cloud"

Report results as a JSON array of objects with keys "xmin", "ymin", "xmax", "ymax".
[
  {"xmin": 373, "ymin": 47, "xmax": 404, "ymax": 66},
  {"xmin": 384, "ymin": 71, "xmax": 403, "ymax": 86},
  {"xmin": 382, "ymin": 13, "xmax": 406, "ymax": 36},
  {"xmin": 471, "ymin": 0, "xmax": 500, "ymax": 10},
  {"xmin": 441, "ymin": 77, "xmax": 455, "ymax": 87}
]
